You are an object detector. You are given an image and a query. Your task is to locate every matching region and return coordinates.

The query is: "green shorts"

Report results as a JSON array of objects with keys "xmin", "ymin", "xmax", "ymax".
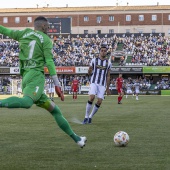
[{"xmin": 22, "ymin": 70, "xmax": 49, "ymax": 105}]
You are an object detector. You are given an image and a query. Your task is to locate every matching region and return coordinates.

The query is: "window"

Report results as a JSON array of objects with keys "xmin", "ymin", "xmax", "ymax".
[
  {"xmin": 27, "ymin": 17, "xmax": 32, "ymax": 23},
  {"xmin": 126, "ymin": 15, "xmax": 131, "ymax": 21},
  {"xmin": 109, "ymin": 29, "xmax": 114, "ymax": 33},
  {"xmin": 109, "ymin": 16, "xmax": 114, "ymax": 21},
  {"xmin": 97, "ymin": 30, "xmax": 101, "ymax": 34},
  {"xmin": 168, "ymin": 15, "xmax": 170, "ymax": 20},
  {"xmin": 96, "ymin": 16, "xmax": 101, "ymax": 23},
  {"xmin": 168, "ymin": 29, "xmax": 170, "ymax": 35},
  {"xmin": 3, "ymin": 17, "xmax": 8, "ymax": 23},
  {"xmin": 84, "ymin": 30, "xmax": 88, "ymax": 34},
  {"xmin": 152, "ymin": 15, "xmax": 157, "ymax": 21},
  {"xmin": 126, "ymin": 29, "xmax": 130, "ymax": 33},
  {"xmin": 15, "ymin": 17, "xmax": 20, "ymax": 23},
  {"xmin": 84, "ymin": 16, "xmax": 89, "ymax": 22},
  {"xmin": 151, "ymin": 29, "xmax": 156, "ymax": 33},
  {"xmin": 139, "ymin": 15, "xmax": 144, "ymax": 21}
]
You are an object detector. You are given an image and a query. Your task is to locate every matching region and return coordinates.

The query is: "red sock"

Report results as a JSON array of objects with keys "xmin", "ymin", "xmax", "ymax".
[{"xmin": 118, "ymin": 96, "xmax": 121, "ymax": 102}]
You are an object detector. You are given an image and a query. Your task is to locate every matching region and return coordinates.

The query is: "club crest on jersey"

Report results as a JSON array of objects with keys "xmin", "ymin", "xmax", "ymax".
[{"xmin": 33, "ymin": 92, "xmax": 37, "ymax": 96}]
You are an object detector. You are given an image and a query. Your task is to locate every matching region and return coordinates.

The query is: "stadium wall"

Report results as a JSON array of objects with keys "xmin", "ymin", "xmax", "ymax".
[{"xmin": 0, "ymin": 66, "xmax": 169, "ymax": 95}]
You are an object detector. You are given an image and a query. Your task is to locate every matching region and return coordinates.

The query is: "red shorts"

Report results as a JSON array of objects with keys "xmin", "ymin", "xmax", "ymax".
[
  {"xmin": 117, "ymin": 88, "xmax": 123, "ymax": 94},
  {"xmin": 72, "ymin": 88, "xmax": 78, "ymax": 92}
]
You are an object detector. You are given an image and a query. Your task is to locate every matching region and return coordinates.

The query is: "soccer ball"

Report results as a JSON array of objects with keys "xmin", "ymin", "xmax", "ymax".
[{"xmin": 113, "ymin": 131, "xmax": 129, "ymax": 147}]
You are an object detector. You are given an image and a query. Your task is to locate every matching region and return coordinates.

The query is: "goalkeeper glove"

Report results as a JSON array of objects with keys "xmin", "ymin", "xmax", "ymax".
[{"xmin": 55, "ymin": 86, "xmax": 64, "ymax": 101}]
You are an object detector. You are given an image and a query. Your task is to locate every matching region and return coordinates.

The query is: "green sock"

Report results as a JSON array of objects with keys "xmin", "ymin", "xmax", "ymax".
[
  {"xmin": 51, "ymin": 105, "xmax": 80, "ymax": 142},
  {"xmin": 0, "ymin": 96, "xmax": 34, "ymax": 108}
]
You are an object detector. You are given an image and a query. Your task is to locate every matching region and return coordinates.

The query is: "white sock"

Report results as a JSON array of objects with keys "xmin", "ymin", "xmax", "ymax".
[
  {"xmin": 89, "ymin": 104, "xmax": 100, "ymax": 118},
  {"xmin": 85, "ymin": 101, "xmax": 92, "ymax": 118}
]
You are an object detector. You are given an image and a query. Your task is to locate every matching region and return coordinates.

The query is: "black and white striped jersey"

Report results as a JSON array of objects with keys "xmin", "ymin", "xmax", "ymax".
[
  {"xmin": 90, "ymin": 57, "xmax": 111, "ymax": 86},
  {"xmin": 47, "ymin": 79, "xmax": 55, "ymax": 89}
]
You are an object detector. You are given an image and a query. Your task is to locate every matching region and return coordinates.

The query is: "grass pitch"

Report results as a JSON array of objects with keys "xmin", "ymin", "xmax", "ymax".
[{"xmin": 0, "ymin": 95, "xmax": 170, "ymax": 170}]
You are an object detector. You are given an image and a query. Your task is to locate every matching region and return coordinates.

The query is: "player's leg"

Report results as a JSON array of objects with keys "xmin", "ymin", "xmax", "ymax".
[
  {"xmin": 74, "ymin": 92, "xmax": 77, "ymax": 99},
  {"xmin": 88, "ymin": 85, "xmax": 105, "ymax": 123},
  {"xmin": 51, "ymin": 91, "xmax": 54, "ymax": 101},
  {"xmin": 118, "ymin": 89, "xmax": 122, "ymax": 104},
  {"xmin": 49, "ymin": 91, "xmax": 51, "ymax": 99},
  {"xmin": 17, "ymin": 88, "xmax": 21, "ymax": 97},
  {"xmin": 72, "ymin": 88, "xmax": 77, "ymax": 100},
  {"xmin": 130, "ymin": 90, "xmax": 133, "ymax": 98},
  {"xmin": 48, "ymin": 88, "xmax": 53, "ymax": 100},
  {"xmin": 83, "ymin": 94, "xmax": 95, "ymax": 124},
  {"xmin": 118, "ymin": 89, "xmax": 124, "ymax": 104},
  {"xmin": 73, "ymin": 91, "xmax": 75, "ymax": 100},
  {"xmin": 126, "ymin": 90, "xmax": 128, "ymax": 98},
  {"xmin": 0, "ymin": 96, "xmax": 33, "ymax": 108},
  {"xmin": 0, "ymin": 71, "xmax": 44, "ymax": 108},
  {"xmin": 136, "ymin": 91, "xmax": 139, "ymax": 100},
  {"xmin": 72, "ymin": 87, "xmax": 75, "ymax": 100},
  {"xmin": 36, "ymin": 94, "xmax": 86, "ymax": 147},
  {"xmin": 75, "ymin": 88, "xmax": 78, "ymax": 99},
  {"xmin": 82, "ymin": 83, "xmax": 96, "ymax": 124},
  {"xmin": 120, "ymin": 90, "xmax": 124, "ymax": 102},
  {"xmin": 133, "ymin": 90, "xmax": 136, "ymax": 98}
]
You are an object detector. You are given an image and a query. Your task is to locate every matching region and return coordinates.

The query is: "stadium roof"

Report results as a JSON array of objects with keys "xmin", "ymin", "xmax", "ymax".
[{"xmin": 0, "ymin": 5, "xmax": 170, "ymax": 13}]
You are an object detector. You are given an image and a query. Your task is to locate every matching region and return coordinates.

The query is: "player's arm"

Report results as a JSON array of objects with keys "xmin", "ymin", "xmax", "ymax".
[
  {"xmin": 88, "ymin": 58, "xmax": 94, "ymax": 76},
  {"xmin": 88, "ymin": 66, "xmax": 93, "ymax": 76},
  {"xmin": 0, "ymin": 25, "xmax": 23, "ymax": 41},
  {"xmin": 44, "ymin": 41, "xmax": 64, "ymax": 101},
  {"xmin": 71, "ymin": 81, "xmax": 73, "ymax": 91},
  {"xmin": 106, "ymin": 70, "xmax": 111, "ymax": 95},
  {"xmin": 115, "ymin": 79, "xmax": 118, "ymax": 90}
]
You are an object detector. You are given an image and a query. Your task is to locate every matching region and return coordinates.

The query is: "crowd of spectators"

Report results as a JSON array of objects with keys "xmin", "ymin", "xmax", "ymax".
[
  {"xmin": 0, "ymin": 40, "xmax": 19, "ymax": 67},
  {"xmin": 123, "ymin": 35, "xmax": 170, "ymax": 66},
  {"xmin": 155, "ymin": 76, "xmax": 170, "ymax": 90},
  {"xmin": 1, "ymin": 34, "xmax": 170, "ymax": 67},
  {"xmin": 0, "ymin": 36, "xmax": 118, "ymax": 67}
]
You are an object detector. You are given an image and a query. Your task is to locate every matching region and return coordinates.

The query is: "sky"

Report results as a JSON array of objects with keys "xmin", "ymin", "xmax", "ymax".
[{"xmin": 0, "ymin": 0, "xmax": 170, "ymax": 8}]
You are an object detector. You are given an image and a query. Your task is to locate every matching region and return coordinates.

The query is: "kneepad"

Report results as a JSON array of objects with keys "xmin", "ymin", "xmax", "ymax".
[{"xmin": 39, "ymin": 100, "xmax": 56, "ymax": 112}]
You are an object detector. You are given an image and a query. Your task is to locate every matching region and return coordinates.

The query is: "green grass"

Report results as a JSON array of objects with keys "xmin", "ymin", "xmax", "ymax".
[{"xmin": 0, "ymin": 95, "xmax": 170, "ymax": 170}]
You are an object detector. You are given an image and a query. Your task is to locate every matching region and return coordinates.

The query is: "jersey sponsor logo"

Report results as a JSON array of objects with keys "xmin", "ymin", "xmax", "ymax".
[
  {"xmin": 96, "ymin": 65, "xmax": 107, "ymax": 69},
  {"xmin": 23, "ymin": 60, "xmax": 36, "ymax": 68}
]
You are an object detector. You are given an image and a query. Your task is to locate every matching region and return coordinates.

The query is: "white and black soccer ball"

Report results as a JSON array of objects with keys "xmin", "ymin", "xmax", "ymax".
[{"xmin": 114, "ymin": 131, "xmax": 129, "ymax": 147}]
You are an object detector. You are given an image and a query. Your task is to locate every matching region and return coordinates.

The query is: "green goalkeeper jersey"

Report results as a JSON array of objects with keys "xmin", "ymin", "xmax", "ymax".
[{"xmin": 0, "ymin": 26, "xmax": 56, "ymax": 76}]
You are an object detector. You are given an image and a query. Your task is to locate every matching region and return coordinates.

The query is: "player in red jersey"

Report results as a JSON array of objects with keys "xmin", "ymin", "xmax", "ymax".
[
  {"xmin": 71, "ymin": 76, "xmax": 79, "ymax": 100},
  {"xmin": 115, "ymin": 73, "xmax": 124, "ymax": 104}
]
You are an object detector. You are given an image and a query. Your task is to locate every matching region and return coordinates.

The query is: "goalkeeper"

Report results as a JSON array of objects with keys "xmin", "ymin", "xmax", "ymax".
[{"xmin": 0, "ymin": 16, "xmax": 86, "ymax": 148}]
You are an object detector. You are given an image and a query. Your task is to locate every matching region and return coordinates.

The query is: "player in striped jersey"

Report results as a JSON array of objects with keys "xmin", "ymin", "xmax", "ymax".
[
  {"xmin": 82, "ymin": 45, "xmax": 112, "ymax": 124},
  {"xmin": 47, "ymin": 77, "xmax": 55, "ymax": 101},
  {"xmin": 133, "ymin": 79, "xmax": 140, "ymax": 100},
  {"xmin": 125, "ymin": 81, "xmax": 133, "ymax": 98},
  {"xmin": 17, "ymin": 79, "xmax": 22, "ymax": 97}
]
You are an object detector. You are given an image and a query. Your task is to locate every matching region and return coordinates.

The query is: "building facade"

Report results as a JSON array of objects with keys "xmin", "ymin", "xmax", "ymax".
[{"xmin": 0, "ymin": 5, "xmax": 170, "ymax": 36}]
